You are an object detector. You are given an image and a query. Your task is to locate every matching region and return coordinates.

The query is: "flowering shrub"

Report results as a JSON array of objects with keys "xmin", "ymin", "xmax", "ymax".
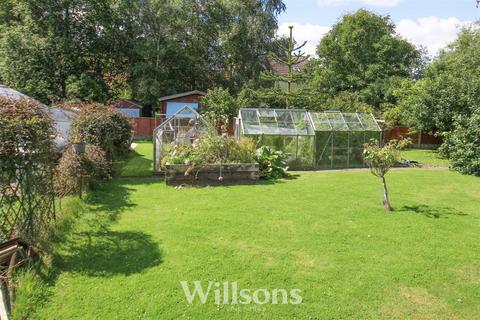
[{"xmin": 72, "ymin": 103, "xmax": 133, "ymax": 159}]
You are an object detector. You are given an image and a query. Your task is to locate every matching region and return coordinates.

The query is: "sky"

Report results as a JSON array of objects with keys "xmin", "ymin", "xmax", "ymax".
[{"xmin": 277, "ymin": 0, "xmax": 479, "ymax": 57}]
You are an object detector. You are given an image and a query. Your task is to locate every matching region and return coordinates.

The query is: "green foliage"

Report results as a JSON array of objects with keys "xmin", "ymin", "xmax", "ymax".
[
  {"xmin": 200, "ymin": 88, "xmax": 238, "ymax": 125},
  {"xmin": 363, "ymin": 140, "xmax": 409, "ymax": 178},
  {"xmin": 66, "ymin": 74, "xmax": 107, "ymax": 103},
  {"xmin": 260, "ymin": 26, "xmax": 309, "ymax": 108},
  {"xmin": 439, "ymin": 110, "xmax": 480, "ymax": 176},
  {"xmin": 72, "ymin": 104, "xmax": 133, "ymax": 159},
  {"xmin": 0, "ymin": 97, "xmax": 56, "ymax": 243},
  {"xmin": 254, "ymin": 146, "xmax": 288, "ymax": 179},
  {"xmin": 0, "ymin": 0, "xmax": 286, "ymax": 106},
  {"xmin": 161, "ymin": 128, "xmax": 256, "ymax": 169},
  {"xmin": 310, "ymin": 9, "xmax": 423, "ymax": 111},
  {"xmin": 11, "ymin": 268, "xmax": 48, "ymax": 320},
  {"xmin": 54, "ymin": 145, "xmax": 112, "ymax": 196},
  {"xmin": 363, "ymin": 139, "xmax": 410, "ymax": 211},
  {"xmin": 395, "ymin": 24, "xmax": 480, "ymax": 133}
]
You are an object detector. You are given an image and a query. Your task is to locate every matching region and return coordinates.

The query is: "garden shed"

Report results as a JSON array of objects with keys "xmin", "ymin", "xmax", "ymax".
[
  {"xmin": 153, "ymin": 105, "xmax": 207, "ymax": 173},
  {"xmin": 112, "ymin": 99, "xmax": 144, "ymax": 118},
  {"xmin": 158, "ymin": 90, "xmax": 206, "ymax": 119},
  {"xmin": 235, "ymin": 108, "xmax": 382, "ymax": 170}
]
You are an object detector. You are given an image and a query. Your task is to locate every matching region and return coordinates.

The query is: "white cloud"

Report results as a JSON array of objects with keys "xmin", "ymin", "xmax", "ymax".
[
  {"xmin": 279, "ymin": 17, "xmax": 471, "ymax": 58},
  {"xmin": 278, "ymin": 23, "xmax": 330, "ymax": 56},
  {"xmin": 396, "ymin": 17, "xmax": 471, "ymax": 56},
  {"xmin": 317, "ymin": 0, "xmax": 402, "ymax": 6}
]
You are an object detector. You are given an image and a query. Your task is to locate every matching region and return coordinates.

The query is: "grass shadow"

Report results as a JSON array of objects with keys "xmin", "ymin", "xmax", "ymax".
[
  {"xmin": 52, "ymin": 178, "xmax": 163, "ymax": 278},
  {"xmin": 398, "ymin": 204, "xmax": 469, "ymax": 219},
  {"xmin": 57, "ymin": 230, "xmax": 162, "ymax": 277}
]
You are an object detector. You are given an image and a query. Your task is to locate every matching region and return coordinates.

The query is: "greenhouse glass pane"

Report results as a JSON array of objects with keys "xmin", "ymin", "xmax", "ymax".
[
  {"xmin": 326, "ymin": 112, "xmax": 349, "ymax": 131},
  {"xmin": 243, "ymin": 122, "xmax": 263, "ymax": 135},
  {"xmin": 291, "ymin": 111, "xmax": 314, "ymax": 135},
  {"xmin": 310, "ymin": 112, "xmax": 332, "ymax": 131},
  {"xmin": 343, "ymin": 113, "xmax": 364, "ymax": 131},
  {"xmin": 349, "ymin": 148, "xmax": 365, "ymax": 168},
  {"xmin": 358, "ymin": 113, "xmax": 381, "ymax": 131},
  {"xmin": 315, "ymin": 132, "xmax": 333, "ymax": 169},
  {"xmin": 241, "ymin": 109, "xmax": 259, "ymax": 123}
]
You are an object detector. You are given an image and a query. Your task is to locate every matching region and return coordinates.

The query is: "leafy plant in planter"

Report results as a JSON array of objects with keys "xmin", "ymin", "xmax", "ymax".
[{"xmin": 255, "ymin": 146, "xmax": 289, "ymax": 179}]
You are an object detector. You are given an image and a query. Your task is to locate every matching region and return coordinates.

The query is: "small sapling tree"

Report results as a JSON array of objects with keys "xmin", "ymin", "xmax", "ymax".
[{"xmin": 363, "ymin": 140, "xmax": 409, "ymax": 211}]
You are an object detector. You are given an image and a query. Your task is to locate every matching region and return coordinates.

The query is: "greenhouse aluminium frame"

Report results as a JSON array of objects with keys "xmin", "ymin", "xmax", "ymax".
[
  {"xmin": 235, "ymin": 108, "xmax": 382, "ymax": 170},
  {"xmin": 153, "ymin": 105, "xmax": 207, "ymax": 173}
]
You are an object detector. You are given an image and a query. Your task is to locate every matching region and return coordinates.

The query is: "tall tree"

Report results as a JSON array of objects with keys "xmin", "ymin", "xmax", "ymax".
[
  {"xmin": 261, "ymin": 26, "xmax": 309, "ymax": 108},
  {"xmin": 309, "ymin": 9, "xmax": 423, "ymax": 111}
]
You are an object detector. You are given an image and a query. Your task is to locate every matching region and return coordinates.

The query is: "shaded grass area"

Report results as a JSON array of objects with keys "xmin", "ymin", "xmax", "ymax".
[
  {"xmin": 402, "ymin": 148, "xmax": 450, "ymax": 167},
  {"xmin": 118, "ymin": 141, "xmax": 153, "ymax": 177},
  {"xmin": 34, "ymin": 169, "xmax": 480, "ymax": 319}
]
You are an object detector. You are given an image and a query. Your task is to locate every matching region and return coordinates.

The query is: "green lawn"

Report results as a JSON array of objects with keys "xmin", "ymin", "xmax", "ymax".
[
  {"xmin": 118, "ymin": 140, "xmax": 154, "ymax": 177},
  {"xmin": 402, "ymin": 149, "xmax": 450, "ymax": 167},
  {"xmin": 33, "ymin": 166, "xmax": 480, "ymax": 319}
]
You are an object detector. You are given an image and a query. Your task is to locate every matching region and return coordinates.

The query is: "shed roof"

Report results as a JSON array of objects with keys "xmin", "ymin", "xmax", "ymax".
[
  {"xmin": 112, "ymin": 99, "xmax": 144, "ymax": 109},
  {"xmin": 158, "ymin": 90, "xmax": 206, "ymax": 102}
]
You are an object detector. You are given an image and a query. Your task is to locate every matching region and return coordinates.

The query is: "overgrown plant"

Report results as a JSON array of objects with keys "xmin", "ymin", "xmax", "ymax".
[
  {"xmin": 363, "ymin": 140, "xmax": 409, "ymax": 211},
  {"xmin": 161, "ymin": 126, "xmax": 256, "ymax": 173},
  {"xmin": 55, "ymin": 145, "xmax": 112, "ymax": 196},
  {"xmin": 254, "ymin": 146, "xmax": 289, "ymax": 179},
  {"xmin": 0, "ymin": 97, "xmax": 56, "ymax": 244}
]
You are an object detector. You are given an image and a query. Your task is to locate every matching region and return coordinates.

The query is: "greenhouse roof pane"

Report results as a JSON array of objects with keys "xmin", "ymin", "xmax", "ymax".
[
  {"xmin": 240, "ymin": 109, "xmax": 314, "ymax": 136},
  {"xmin": 238, "ymin": 109, "xmax": 380, "ymax": 134},
  {"xmin": 357, "ymin": 113, "xmax": 382, "ymax": 131}
]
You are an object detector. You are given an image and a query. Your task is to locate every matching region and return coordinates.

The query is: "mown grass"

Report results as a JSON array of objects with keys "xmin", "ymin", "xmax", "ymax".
[
  {"xmin": 33, "ymin": 167, "xmax": 480, "ymax": 319},
  {"xmin": 118, "ymin": 140, "xmax": 153, "ymax": 177},
  {"xmin": 402, "ymin": 148, "xmax": 450, "ymax": 167}
]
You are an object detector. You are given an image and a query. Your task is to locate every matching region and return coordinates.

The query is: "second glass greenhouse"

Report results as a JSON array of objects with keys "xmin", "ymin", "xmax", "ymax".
[{"xmin": 235, "ymin": 109, "xmax": 382, "ymax": 170}]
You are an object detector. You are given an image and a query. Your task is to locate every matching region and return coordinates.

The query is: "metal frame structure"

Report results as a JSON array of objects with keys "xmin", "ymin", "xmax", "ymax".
[
  {"xmin": 236, "ymin": 108, "xmax": 382, "ymax": 170},
  {"xmin": 153, "ymin": 105, "xmax": 207, "ymax": 173}
]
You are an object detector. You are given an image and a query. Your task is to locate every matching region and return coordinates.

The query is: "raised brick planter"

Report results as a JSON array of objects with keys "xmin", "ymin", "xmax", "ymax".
[{"xmin": 165, "ymin": 163, "xmax": 259, "ymax": 186}]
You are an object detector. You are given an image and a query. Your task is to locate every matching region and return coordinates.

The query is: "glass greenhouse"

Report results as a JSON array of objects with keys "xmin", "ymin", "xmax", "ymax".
[
  {"xmin": 235, "ymin": 109, "xmax": 382, "ymax": 170},
  {"xmin": 153, "ymin": 106, "xmax": 207, "ymax": 173}
]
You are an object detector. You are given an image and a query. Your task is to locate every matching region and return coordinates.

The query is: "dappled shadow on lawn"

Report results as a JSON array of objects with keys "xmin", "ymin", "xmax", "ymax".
[
  {"xmin": 57, "ymin": 230, "xmax": 162, "ymax": 277},
  {"xmin": 53, "ymin": 178, "xmax": 163, "ymax": 278},
  {"xmin": 398, "ymin": 205, "xmax": 468, "ymax": 219}
]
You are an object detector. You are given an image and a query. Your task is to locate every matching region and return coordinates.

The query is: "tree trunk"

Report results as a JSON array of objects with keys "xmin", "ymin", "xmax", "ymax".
[{"xmin": 381, "ymin": 176, "xmax": 393, "ymax": 211}]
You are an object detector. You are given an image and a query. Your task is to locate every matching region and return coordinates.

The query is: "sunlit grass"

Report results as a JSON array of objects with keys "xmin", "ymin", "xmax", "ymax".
[{"xmin": 34, "ymin": 167, "xmax": 480, "ymax": 319}]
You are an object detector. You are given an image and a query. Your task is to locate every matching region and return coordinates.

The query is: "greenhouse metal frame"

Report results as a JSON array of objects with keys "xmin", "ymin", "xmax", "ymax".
[
  {"xmin": 236, "ymin": 108, "xmax": 382, "ymax": 170},
  {"xmin": 153, "ymin": 105, "xmax": 207, "ymax": 173}
]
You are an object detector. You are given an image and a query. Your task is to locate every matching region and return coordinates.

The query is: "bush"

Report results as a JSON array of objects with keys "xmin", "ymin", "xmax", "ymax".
[
  {"xmin": 55, "ymin": 144, "xmax": 112, "ymax": 196},
  {"xmin": 0, "ymin": 97, "xmax": 56, "ymax": 244},
  {"xmin": 72, "ymin": 103, "xmax": 133, "ymax": 159},
  {"xmin": 254, "ymin": 146, "xmax": 289, "ymax": 180},
  {"xmin": 439, "ymin": 111, "xmax": 480, "ymax": 176}
]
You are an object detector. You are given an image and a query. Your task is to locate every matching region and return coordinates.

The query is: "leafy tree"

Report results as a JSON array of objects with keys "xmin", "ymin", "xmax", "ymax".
[
  {"xmin": 66, "ymin": 74, "xmax": 107, "ymax": 103},
  {"xmin": 439, "ymin": 110, "xmax": 480, "ymax": 176},
  {"xmin": 363, "ymin": 140, "xmax": 408, "ymax": 211},
  {"xmin": 395, "ymin": 24, "xmax": 480, "ymax": 133},
  {"xmin": 310, "ymin": 9, "xmax": 423, "ymax": 111},
  {"xmin": 201, "ymin": 88, "xmax": 238, "ymax": 126}
]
